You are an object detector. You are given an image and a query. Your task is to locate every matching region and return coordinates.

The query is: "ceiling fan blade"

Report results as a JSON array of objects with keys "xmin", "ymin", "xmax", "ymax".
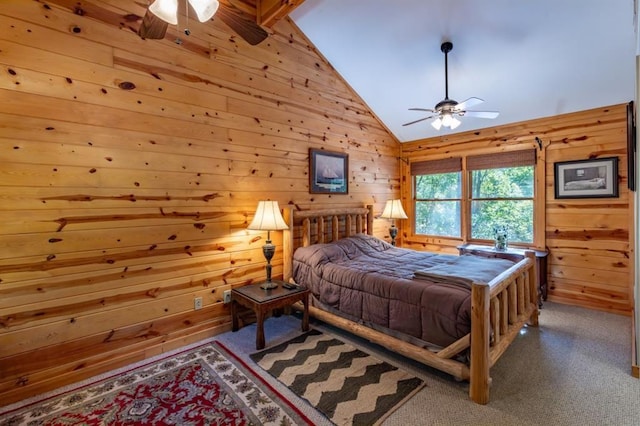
[
  {"xmin": 454, "ymin": 97, "xmax": 484, "ymax": 111},
  {"xmin": 463, "ymin": 110, "xmax": 500, "ymax": 119},
  {"xmin": 138, "ymin": 9, "xmax": 168, "ymax": 39},
  {"xmin": 217, "ymin": 3, "xmax": 268, "ymax": 45},
  {"xmin": 408, "ymin": 108, "xmax": 437, "ymax": 113},
  {"xmin": 402, "ymin": 116, "xmax": 435, "ymax": 126}
]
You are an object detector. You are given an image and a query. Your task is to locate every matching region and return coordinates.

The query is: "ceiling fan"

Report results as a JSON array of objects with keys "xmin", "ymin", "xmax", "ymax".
[
  {"xmin": 403, "ymin": 41, "xmax": 499, "ymax": 130},
  {"xmin": 138, "ymin": 0, "xmax": 268, "ymax": 46}
]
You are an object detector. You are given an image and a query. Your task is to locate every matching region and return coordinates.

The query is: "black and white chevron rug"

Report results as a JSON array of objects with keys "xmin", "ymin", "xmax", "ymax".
[{"xmin": 250, "ymin": 329, "xmax": 424, "ymax": 426}]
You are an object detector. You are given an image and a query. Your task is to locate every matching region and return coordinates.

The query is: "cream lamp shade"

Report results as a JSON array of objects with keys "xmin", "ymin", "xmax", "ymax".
[
  {"xmin": 380, "ymin": 199, "xmax": 408, "ymax": 220},
  {"xmin": 247, "ymin": 200, "xmax": 288, "ymax": 231},
  {"xmin": 247, "ymin": 201, "xmax": 288, "ymax": 289}
]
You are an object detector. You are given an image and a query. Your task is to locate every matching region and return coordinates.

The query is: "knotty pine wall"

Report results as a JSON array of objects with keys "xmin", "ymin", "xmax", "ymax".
[
  {"xmin": 400, "ymin": 104, "xmax": 634, "ymax": 316},
  {"xmin": 0, "ymin": 1, "xmax": 400, "ymax": 404}
]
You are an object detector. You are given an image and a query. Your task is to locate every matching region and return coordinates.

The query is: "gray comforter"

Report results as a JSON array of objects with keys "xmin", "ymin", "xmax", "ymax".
[{"xmin": 292, "ymin": 234, "xmax": 515, "ymax": 348}]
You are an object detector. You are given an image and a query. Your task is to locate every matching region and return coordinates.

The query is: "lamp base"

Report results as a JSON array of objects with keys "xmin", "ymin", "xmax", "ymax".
[
  {"xmin": 389, "ymin": 224, "xmax": 398, "ymax": 246},
  {"xmin": 260, "ymin": 280, "xmax": 278, "ymax": 290}
]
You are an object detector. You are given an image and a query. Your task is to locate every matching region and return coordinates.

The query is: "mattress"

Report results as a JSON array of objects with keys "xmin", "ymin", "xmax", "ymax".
[{"xmin": 292, "ymin": 234, "xmax": 515, "ymax": 347}]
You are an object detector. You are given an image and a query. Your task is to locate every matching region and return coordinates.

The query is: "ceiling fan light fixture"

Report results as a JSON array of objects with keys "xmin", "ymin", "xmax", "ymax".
[
  {"xmin": 433, "ymin": 113, "xmax": 461, "ymax": 130},
  {"xmin": 403, "ymin": 41, "xmax": 499, "ymax": 132},
  {"xmin": 188, "ymin": 0, "xmax": 220, "ymax": 22},
  {"xmin": 441, "ymin": 112, "xmax": 453, "ymax": 127},
  {"xmin": 149, "ymin": 0, "xmax": 178, "ymax": 25}
]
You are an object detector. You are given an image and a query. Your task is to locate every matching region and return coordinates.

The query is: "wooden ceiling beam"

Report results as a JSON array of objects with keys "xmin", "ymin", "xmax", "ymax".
[
  {"xmin": 258, "ymin": 0, "xmax": 305, "ymax": 28},
  {"xmin": 225, "ymin": 0, "xmax": 258, "ymax": 16}
]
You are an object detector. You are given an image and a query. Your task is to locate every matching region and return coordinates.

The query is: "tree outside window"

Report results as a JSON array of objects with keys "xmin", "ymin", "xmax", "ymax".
[
  {"xmin": 470, "ymin": 166, "xmax": 534, "ymax": 243},
  {"xmin": 412, "ymin": 150, "xmax": 536, "ymax": 245},
  {"xmin": 415, "ymin": 172, "xmax": 461, "ymax": 237}
]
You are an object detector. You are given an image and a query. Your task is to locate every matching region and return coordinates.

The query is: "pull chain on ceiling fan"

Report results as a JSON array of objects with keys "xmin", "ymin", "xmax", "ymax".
[{"xmin": 403, "ymin": 41, "xmax": 499, "ymax": 131}]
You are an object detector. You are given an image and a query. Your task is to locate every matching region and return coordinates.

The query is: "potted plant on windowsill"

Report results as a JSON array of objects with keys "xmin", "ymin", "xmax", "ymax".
[{"xmin": 494, "ymin": 225, "xmax": 508, "ymax": 251}]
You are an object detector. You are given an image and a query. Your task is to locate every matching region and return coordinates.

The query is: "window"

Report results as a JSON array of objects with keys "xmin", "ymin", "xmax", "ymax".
[
  {"xmin": 412, "ymin": 158, "xmax": 462, "ymax": 237},
  {"xmin": 412, "ymin": 150, "xmax": 536, "ymax": 245}
]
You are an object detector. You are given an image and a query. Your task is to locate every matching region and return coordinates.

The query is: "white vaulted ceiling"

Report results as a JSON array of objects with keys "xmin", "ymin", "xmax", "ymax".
[{"xmin": 290, "ymin": 0, "xmax": 637, "ymax": 142}]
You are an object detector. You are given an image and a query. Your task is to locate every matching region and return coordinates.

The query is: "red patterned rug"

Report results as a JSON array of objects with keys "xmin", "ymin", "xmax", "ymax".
[{"xmin": 0, "ymin": 341, "xmax": 312, "ymax": 425}]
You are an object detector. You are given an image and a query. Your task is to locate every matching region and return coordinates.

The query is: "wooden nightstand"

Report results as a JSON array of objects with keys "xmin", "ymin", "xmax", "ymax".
[
  {"xmin": 231, "ymin": 281, "xmax": 310, "ymax": 350},
  {"xmin": 457, "ymin": 243, "xmax": 548, "ymax": 306}
]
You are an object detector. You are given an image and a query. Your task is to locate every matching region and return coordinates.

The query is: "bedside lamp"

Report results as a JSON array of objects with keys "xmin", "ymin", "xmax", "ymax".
[
  {"xmin": 380, "ymin": 199, "xmax": 408, "ymax": 246},
  {"xmin": 247, "ymin": 200, "xmax": 289, "ymax": 289}
]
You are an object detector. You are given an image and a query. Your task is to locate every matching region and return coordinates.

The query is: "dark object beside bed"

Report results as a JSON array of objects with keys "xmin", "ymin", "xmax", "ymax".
[{"xmin": 293, "ymin": 234, "xmax": 515, "ymax": 348}]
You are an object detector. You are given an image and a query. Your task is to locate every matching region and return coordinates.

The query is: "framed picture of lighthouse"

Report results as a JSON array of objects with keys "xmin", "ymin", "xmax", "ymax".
[{"xmin": 309, "ymin": 148, "xmax": 348, "ymax": 194}]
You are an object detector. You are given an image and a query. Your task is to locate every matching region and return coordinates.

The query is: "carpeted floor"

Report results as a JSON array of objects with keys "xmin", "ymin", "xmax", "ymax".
[
  {"xmin": 3, "ymin": 302, "xmax": 639, "ymax": 425},
  {"xmin": 218, "ymin": 301, "xmax": 640, "ymax": 426}
]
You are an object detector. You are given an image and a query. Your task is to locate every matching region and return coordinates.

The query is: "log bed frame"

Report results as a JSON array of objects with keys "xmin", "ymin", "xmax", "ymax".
[{"xmin": 282, "ymin": 204, "xmax": 539, "ymax": 404}]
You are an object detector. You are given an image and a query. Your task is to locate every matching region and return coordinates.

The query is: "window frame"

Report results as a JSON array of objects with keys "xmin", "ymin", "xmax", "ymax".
[
  {"xmin": 467, "ymin": 167, "xmax": 535, "ymax": 245},
  {"xmin": 411, "ymin": 157, "xmax": 464, "ymax": 239},
  {"xmin": 414, "ymin": 172, "xmax": 463, "ymax": 238},
  {"xmin": 409, "ymin": 149, "xmax": 543, "ymax": 250}
]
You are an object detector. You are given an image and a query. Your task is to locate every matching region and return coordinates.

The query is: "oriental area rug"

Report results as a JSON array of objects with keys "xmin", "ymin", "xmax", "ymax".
[
  {"xmin": 250, "ymin": 330, "xmax": 425, "ymax": 426},
  {"xmin": 0, "ymin": 341, "xmax": 311, "ymax": 426}
]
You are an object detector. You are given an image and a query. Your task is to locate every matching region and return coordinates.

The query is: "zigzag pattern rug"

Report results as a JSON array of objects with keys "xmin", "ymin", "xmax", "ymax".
[{"xmin": 250, "ymin": 329, "xmax": 425, "ymax": 426}]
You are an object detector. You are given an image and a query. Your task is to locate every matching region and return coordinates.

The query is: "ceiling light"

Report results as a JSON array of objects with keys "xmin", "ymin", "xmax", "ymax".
[
  {"xmin": 441, "ymin": 112, "xmax": 453, "ymax": 127},
  {"xmin": 431, "ymin": 112, "xmax": 461, "ymax": 130},
  {"xmin": 149, "ymin": 0, "xmax": 220, "ymax": 25},
  {"xmin": 149, "ymin": 0, "xmax": 178, "ymax": 25},
  {"xmin": 188, "ymin": 0, "xmax": 219, "ymax": 22},
  {"xmin": 404, "ymin": 41, "xmax": 499, "ymax": 132}
]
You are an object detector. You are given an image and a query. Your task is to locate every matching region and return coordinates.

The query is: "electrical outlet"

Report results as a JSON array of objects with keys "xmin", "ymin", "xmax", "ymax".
[
  {"xmin": 223, "ymin": 290, "xmax": 231, "ymax": 304},
  {"xmin": 194, "ymin": 297, "xmax": 203, "ymax": 310}
]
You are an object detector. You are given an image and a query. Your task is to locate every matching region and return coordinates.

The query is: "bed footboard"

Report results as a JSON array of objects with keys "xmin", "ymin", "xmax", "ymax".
[{"xmin": 470, "ymin": 251, "xmax": 538, "ymax": 403}]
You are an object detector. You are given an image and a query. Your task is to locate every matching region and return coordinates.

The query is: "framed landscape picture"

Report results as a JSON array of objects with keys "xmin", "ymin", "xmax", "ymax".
[
  {"xmin": 309, "ymin": 148, "xmax": 348, "ymax": 194},
  {"xmin": 554, "ymin": 157, "xmax": 618, "ymax": 199}
]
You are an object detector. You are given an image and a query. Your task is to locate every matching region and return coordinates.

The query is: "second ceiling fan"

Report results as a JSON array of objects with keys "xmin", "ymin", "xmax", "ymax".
[{"xmin": 403, "ymin": 41, "xmax": 499, "ymax": 130}]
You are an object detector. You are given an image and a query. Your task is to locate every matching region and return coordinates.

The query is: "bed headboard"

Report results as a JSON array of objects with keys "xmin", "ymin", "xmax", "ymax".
[{"xmin": 282, "ymin": 204, "xmax": 374, "ymax": 282}]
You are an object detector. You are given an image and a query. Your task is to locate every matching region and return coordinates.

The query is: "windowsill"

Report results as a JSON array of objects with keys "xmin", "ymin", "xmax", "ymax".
[{"xmin": 457, "ymin": 243, "xmax": 547, "ymax": 257}]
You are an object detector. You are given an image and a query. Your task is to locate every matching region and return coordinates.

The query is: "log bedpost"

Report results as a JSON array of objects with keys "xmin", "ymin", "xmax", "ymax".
[
  {"xmin": 318, "ymin": 216, "xmax": 325, "ymax": 243},
  {"xmin": 366, "ymin": 204, "xmax": 374, "ymax": 235},
  {"xmin": 470, "ymin": 281, "xmax": 491, "ymax": 404},
  {"xmin": 525, "ymin": 250, "xmax": 539, "ymax": 326},
  {"xmin": 282, "ymin": 206, "xmax": 293, "ymax": 282}
]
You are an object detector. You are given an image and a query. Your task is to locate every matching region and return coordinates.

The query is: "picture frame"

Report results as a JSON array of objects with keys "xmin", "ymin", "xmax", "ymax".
[
  {"xmin": 309, "ymin": 148, "xmax": 348, "ymax": 194},
  {"xmin": 554, "ymin": 157, "xmax": 619, "ymax": 199}
]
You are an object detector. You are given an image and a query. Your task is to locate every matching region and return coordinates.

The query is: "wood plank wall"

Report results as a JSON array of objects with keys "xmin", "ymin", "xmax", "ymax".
[
  {"xmin": 0, "ymin": 1, "xmax": 400, "ymax": 405},
  {"xmin": 400, "ymin": 104, "xmax": 634, "ymax": 316}
]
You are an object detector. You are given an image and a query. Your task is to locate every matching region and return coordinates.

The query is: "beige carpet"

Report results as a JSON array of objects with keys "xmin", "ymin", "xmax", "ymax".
[
  {"xmin": 219, "ymin": 301, "xmax": 640, "ymax": 425},
  {"xmin": 5, "ymin": 302, "xmax": 638, "ymax": 425},
  {"xmin": 355, "ymin": 302, "xmax": 640, "ymax": 426}
]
